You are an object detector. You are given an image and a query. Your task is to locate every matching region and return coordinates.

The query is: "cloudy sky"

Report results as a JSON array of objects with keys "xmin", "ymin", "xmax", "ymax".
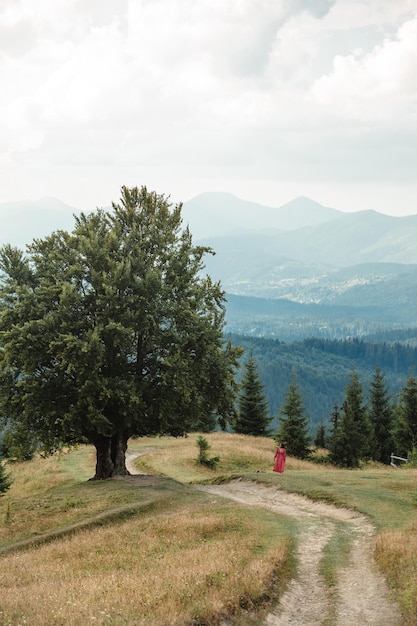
[{"xmin": 1, "ymin": 0, "xmax": 416, "ymax": 216}]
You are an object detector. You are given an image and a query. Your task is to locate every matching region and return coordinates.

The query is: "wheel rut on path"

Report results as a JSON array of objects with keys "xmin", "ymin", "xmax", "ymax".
[{"xmin": 196, "ymin": 479, "xmax": 402, "ymax": 626}]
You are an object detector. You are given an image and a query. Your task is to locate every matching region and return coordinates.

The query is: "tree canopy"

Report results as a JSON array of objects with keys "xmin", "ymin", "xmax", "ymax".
[{"xmin": 0, "ymin": 186, "xmax": 241, "ymax": 479}]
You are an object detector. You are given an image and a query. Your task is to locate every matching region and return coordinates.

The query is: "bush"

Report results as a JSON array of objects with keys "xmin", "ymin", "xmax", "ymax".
[
  {"xmin": 408, "ymin": 446, "xmax": 417, "ymax": 467},
  {"xmin": 2, "ymin": 423, "xmax": 37, "ymax": 461}
]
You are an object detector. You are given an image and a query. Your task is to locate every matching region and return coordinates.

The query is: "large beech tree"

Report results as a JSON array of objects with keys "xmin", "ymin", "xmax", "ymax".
[{"xmin": 0, "ymin": 186, "xmax": 241, "ymax": 479}]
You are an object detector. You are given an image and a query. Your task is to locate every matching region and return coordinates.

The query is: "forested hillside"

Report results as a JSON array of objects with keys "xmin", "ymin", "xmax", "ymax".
[
  {"xmin": 224, "ymin": 291, "xmax": 417, "ymax": 341},
  {"xmin": 230, "ymin": 333, "xmax": 417, "ymax": 433}
]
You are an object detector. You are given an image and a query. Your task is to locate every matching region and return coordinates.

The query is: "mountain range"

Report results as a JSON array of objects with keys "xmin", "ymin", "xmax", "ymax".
[
  {"xmin": 1, "ymin": 193, "xmax": 417, "ymax": 340},
  {"xmin": 182, "ymin": 194, "xmax": 417, "ymax": 339},
  {"xmin": 182, "ymin": 192, "xmax": 417, "ymax": 267}
]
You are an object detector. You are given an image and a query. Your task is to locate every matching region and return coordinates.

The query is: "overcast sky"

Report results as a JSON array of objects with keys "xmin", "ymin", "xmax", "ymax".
[{"xmin": 1, "ymin": 0, "xmax": 416, "ymax": 216}]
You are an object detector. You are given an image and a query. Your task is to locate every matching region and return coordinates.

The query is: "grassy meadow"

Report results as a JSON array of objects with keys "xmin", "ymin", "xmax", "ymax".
[{"xmin": 0, "ymin": 433, "xmax": 416, "ymax": 625}]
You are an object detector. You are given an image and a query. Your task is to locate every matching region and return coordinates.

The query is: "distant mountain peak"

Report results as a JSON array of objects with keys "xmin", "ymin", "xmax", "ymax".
[
  {"xmin": 277, "ymin": 195, "xmax": 339, "ymax": 213},
  {"xmin": 182, "ymin": 192, "xmax": 342, "ymax": 239}
]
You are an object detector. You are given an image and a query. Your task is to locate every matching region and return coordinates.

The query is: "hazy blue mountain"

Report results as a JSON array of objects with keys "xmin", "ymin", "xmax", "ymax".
[
  {"xmin": 181, "ymin": 192, "xmax": 341, "ymax": 238},
  {"xmin": 193, "ymin": 203, "xmax": 417, "ymax": 337},
  {"xmin": 277, "ymin": 210, "xmax": 417, "ymax": 266},
  {"xmin": 200, "ymin": 211, "xmax": 417, "ymax": 275},
  {"xmin": 183, "ymin": 194, "xmax": 417, "ymax": 339},
  {"xmin": 0, "ymin": 198, "xmax": 84, "ymax": 248}
]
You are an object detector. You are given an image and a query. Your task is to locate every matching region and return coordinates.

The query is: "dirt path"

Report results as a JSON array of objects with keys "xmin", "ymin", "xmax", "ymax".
[
  {"xmin": 196, "ymin": 479, "xmax": 401, "ymax": 626},
  {"xmin": 126, "ymin": 453, "xmax": 402, "ymax": 624},
  {"xmin": 1, "ymin": 453, "xmax": 402, "ymax": 624}
]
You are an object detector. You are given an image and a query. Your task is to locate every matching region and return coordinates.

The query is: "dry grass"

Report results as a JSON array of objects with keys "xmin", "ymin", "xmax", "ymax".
[
  {"xmin": 131, "ymin": 433, "xmax": 328, "ymax": 482},
  {"xmin": 375, "ymin": 523, "xmax": 417, "ymax": 625},
  {"xmin": 0, "ymin": 438, "xmax": 294, "ymax": 625},
  {"xmin": 0, "ymin": 448, "xmax": 173, "ymax": 547},
  {"xmin": 0, "ymin": 495, "xmax": 291, "ymax": 626}
]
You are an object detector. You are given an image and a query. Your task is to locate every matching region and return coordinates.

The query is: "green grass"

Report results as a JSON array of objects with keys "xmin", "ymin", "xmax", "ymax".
[
  {"xmin": 254, "ymin": 468, "xmax": 417, "ymax": 532},
  {"xmin": 1, "ymin": 449, "xmax": 178, "ymax": 548},
  {"xmin": 319, "ymin": 519, "xmax": 352, "ymax": 588},
  {"xmin": 318, "ymin": 519, "xmax": 353, "ymax": 626}
]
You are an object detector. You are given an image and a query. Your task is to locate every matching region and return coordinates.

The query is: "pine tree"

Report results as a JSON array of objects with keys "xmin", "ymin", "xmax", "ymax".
[
  {"xmin": 234, "ymin": 353, "xmax": 271, "ymax": 436},
  {"xmin": 314, "ymin": 419, "xmax": 327, "ymax": 448},
  {"xmin": 328, "ymin": 403, "xmax": 344, "ymax": 463},
  {"xmin": 329, "ymin": 369, "xmax": 370, "ymax": 468},
  {"xmin": 368, "ymin": 366, "xmax": 394, "ymax": 464},
  {"xmin": 277, "ymin": 373, "xmax": 311, "ymax": 459},
  {"xmin": 329, "ymin": 403, "xmax": 340, "ymax": 444},
  {"xmin": 0, "ymin": 461, "xmax": 12, "ymax": 496},
  {"xmin": 393, "ymin": 371, "xmax": 417, "ymax": 457}
]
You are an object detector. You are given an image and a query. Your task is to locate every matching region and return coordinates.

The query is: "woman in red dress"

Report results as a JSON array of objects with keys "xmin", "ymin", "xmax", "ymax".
[{"xmin": 273, "ymin": 442, "xmax": 287, "ymax": 473}]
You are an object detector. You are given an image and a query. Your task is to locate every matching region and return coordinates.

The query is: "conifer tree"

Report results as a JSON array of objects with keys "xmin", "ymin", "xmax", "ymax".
[
  {"xmin": 234, "ymin": 353, "xmax": 271, "ymax": 436},
  {"xmin": 2, "ymin": 422, "xmax": 37, "ymax": 462},
  {"xmin": 277, "ymin": 373, "xmax": 311, "ymax": 459},
  {"xmin": 0, "ymin": 461, "xmax": 12, "ymax": 496},
  {"xmin": 328, "ymin": 403, "xmax": 340, "ymax": 445},
  {"xmin": 368, "ymin": 366, "xmax": 394, "ymax": 464},
  {"xmin": 314, "ymin": 419, "xmax": 327, "ymax": 449},
  {"xmin": 393, "ymin": 371, "xmax": 417, "ymax": 458},
  {"xmin": 328, "ymin": 403, "xmax": 343, "ymax": 465},
  {"xmin": 329, "ymin": 369, "xmax": 370, "ymax": 468}
]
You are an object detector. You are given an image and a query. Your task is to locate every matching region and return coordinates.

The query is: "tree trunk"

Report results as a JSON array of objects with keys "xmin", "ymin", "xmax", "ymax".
[
  {"xmin": 92, "ymin": 435, "xmax": 114, "ymax": 480},
  {"xmin": 111, "ymin": 430, "xmax": 131, "ymax": 476}
]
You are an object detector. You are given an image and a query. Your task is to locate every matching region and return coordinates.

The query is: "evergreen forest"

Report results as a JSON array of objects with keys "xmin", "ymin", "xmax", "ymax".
[{"xmin": 229, "ymin": 333, "xmax": 417, "ymax": 434}]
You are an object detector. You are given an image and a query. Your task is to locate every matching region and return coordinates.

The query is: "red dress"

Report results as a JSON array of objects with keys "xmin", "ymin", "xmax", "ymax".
[{"xmin": 273, "ymin": 446, "xmax": 286, "ymax": 473}]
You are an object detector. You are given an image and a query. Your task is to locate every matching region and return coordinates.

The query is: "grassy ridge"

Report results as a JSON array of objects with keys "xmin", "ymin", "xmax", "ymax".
[
  {"xmin": 0, "ymin": 439, "xmax": 294, "ymax": 626},
  {"xmin": 133, "ymin": 433, "xmax": 417, "ymax": 624},
  {"xmin": 1, "ymin": 433, "xmax": 416, "ymax": 624}
]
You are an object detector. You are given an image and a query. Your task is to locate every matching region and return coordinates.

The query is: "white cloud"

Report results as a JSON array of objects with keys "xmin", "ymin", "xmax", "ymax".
[
  {"xmin": 311, "ymin": 15, "xmax": 417, "ymax": 119},
  {"xmin": 0, "ymin": 0, "xmax": 416, "ymax": 214}
]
